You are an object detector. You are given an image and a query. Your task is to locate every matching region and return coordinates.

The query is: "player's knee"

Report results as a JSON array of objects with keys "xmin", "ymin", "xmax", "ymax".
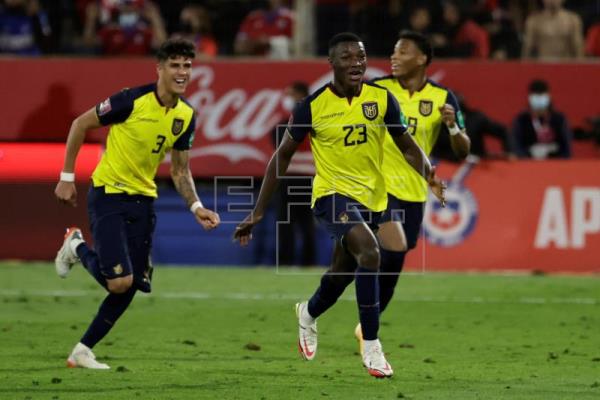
[
  {"xmin": 107, "ymin": 276, "xmax": 133, "ymax": 294},
  {"xmin": 357, "ymin": 246, "xmax": 380, "ymax": 271}
]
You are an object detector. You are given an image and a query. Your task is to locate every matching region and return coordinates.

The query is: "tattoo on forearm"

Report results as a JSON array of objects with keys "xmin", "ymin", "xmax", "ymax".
[
  {"xmin": 173, "ymin": 172, "xmax": 198, "ymax": 208},
  {"xmin": 171, "ymin": 150, "xmax": 198, "ymax": 207}
]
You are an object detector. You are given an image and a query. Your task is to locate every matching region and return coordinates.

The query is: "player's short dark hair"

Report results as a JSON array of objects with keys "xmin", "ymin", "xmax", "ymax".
[
  {"xmin": 398, "ymin": 30, "xmax": 433, "ymax": 66},
  {"xmin": 328, "ymin": 32, "xmax": 363, "ymax": 55},
  {"xmin": 290, "ymin": 81, "xmax": 309, "ymax": 97},
  {"xmin": 156, "ymin": 38, "xmax": 196, "ymax": 61},
  {"xmin": 529, "ymin": 79, "xmax": 549, "ymax": 93}
]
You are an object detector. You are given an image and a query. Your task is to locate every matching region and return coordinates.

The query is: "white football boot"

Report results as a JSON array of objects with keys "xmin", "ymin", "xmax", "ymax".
[
  {"xmin": 295, "ymin": 302, "xmax": 317, "ymax": 360},
  {"xmin": 362, "ymin": 339, "xmax": 393, "ymax": 378},
  {"xmin": 55, "ymin": 227, "xmax": 84, "ymax": 278},
  {"xmin": 66, "ymin": 342, "xmax": 110, "ymax": 369}
]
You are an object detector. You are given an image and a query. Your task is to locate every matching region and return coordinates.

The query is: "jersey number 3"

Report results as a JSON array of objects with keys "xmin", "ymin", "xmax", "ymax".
[
  {"xmin": 343, "ymin": 124, "xmax": 367, "ymax": 147},
  {"xmin": 152, "ymin": 134, "xmax": 167, "ymax": 153}
]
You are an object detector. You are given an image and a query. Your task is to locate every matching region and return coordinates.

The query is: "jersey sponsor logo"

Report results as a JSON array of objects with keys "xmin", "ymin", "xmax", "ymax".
[
  {"xmin": 321, "ymin": 111, "xmax": 345, "ymax": 119},
  {"xmin": 98, "ymin": 98, "xmax": 112, "ymax": 116},
  {"xmin": 419, "ymin": 100, "xmax": 433, "ymax": 116},
  {"xmin": 362, "ymin": 102, "xmax": 378, "ymax": 120},
  {"xmin": 423, "ymin": 157, "xmax": 479, "ymax": 247},
  {"xmin": 172, "ymin": 118, "xmax": 184, "ymax": 135}
]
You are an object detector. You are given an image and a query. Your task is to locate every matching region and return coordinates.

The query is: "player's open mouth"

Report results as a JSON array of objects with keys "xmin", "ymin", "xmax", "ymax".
[
  {"xmin": 174, "ymin": 78, "xmax": 187, "ymax": 86},
  {"xmin": 349, "ymin": 70, "xmax": 362, "ymax": 82}
]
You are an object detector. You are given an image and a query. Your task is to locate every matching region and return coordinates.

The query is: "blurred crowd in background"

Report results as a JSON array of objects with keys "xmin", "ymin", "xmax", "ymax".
[{"xmin": 1, "ymin": 0, "xmax": 600, "ymax": 59}]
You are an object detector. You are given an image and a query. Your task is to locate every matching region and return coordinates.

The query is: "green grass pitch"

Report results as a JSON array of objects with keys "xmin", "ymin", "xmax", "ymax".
[{"xmin": 0, "ymin": 262, "xmax": 599, "ymax": 400}]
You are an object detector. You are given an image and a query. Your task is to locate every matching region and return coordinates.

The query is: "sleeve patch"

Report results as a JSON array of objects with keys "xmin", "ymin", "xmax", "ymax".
[{"xmin": 98, "ymin": 98, "xmax": 112, "ymax": 116}]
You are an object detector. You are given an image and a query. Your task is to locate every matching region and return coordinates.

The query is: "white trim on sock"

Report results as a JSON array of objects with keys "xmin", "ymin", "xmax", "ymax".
[
  {"xmin": 69, "ymin": 239, "xmax": 84, "ymax": 255},
  {"xmin": 301, "ymin": 304, "xmax": 315, "ymax": 325},
  {"xmin": 363, "ymin": 339, "xmax": 381, "ymax": 353}
]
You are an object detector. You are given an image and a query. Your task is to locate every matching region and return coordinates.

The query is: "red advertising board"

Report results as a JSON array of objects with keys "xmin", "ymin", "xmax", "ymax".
[
  {"xmin": 1, "ymin": 59, "xmax": 599, "ymax": 177},
  {"xmin": 407, "ymin": 159, "xmax": 600, "ymax": 273}
]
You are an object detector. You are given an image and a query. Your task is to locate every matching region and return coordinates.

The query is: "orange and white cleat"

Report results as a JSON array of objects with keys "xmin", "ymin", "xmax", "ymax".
[
  {"xmin": 362, "ymin": 340, "xmax": 393, "ymax": 378},
  {"xmin": 295, "ymin": 302, "xmax": 317, "ymax": 361},
  {"xmin": 67, "ymin": 342, "xmax": 110, "ymax": 370},
  {"xmin": 55, "ymin": 227, "xmax": 84, "ymax": 278}
]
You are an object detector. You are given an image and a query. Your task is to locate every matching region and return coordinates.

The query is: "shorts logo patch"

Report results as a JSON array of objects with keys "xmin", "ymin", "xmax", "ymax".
[
  {"xmin": 98, "ymin": 98, "xmax": 112, "ymax": 116},
  {"xmin": 338, "ymin": 212, "xmax": 349, "ymax": 223},
  {"xmin": 362, "ymin": 102, "xmax": 378, "ymax": 121},
  {"xmin": 113, "ymin": 264, "xmax": 123, "ymax": 275},
  {"xmin": 172, "ymin": 118, "xmax": 184, "ymax": 135},
  {"xmin": 419, "ymin": 100, "xmax": 433, "ymax": 116}
]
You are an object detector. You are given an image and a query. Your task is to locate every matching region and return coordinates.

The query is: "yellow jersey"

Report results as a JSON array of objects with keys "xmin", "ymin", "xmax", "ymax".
[
  {"xmin": 92, "ymin": 83, "xmax": 196, "ymax": 198},
  {"xmin": 372, "ymin": 77, "xmax": 464, "ymax": 202},
  {"xmin": 288, "ymin": 82, "xmax": 406, "ymax": 212}
]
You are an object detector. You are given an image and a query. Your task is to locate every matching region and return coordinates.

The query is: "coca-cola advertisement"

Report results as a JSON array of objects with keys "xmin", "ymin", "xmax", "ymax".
[{"xmin": 1, "ymin": 59, "xmax": 599, "ymax": 177}]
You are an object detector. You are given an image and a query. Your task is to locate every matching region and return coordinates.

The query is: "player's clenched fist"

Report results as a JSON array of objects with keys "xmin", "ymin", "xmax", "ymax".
[
  {"xmin": 438, "ymin": 103, "xmax": 457, "ymax": 128},
  {"xmin": 193, "ymin": 207, "xmax": 220, "ymax": 230},
  {"xmin": 55, "ymin": 181, "xmax": 78, "ymax": 207}
]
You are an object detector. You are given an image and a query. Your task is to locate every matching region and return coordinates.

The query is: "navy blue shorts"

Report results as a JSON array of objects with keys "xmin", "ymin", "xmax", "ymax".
[
  {"xmin": 87, "ymin": 186, "xmax": 156, "ymax": 292},
  {"xmin": 312, "ymin": 193, "xmax": 382, "ymax": 241},
  {"xmin": 379, "ymin": 194, "xmax": 425, "ymax": 249}
]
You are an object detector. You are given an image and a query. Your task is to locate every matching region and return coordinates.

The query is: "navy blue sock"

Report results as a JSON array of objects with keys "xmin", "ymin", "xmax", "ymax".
[
  {"xmin": 355, "ymin": 267, "xmax": 380, "ymax": 340},
  {"xmin": 76, "ymin": 243, "xmax": 107, "ymax": 289},
  {"xmin": 80, "ymin": 287, "xmax": 136, "ymax": 348},
  {"xmin": 378, "ymin": 249, "xmax": 406, "ymax": 314},
  {"xmin": 307, "ymin": 271, "xmax": 354, "ymax": 319}
]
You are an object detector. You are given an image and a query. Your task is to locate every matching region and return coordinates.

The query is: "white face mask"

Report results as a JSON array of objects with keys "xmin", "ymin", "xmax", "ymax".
[
  {"xmin": 282, "ymin": 96, "xmax": 296, "ymax": 112},
  {"xmin": 529, "ymin": 93, "xmax": 550, "ymax": 111}
]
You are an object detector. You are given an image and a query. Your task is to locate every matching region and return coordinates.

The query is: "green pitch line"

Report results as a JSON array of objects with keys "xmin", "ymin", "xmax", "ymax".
[{"xmin": 0, "ymin": 262, "xmax": 599, "ymax": 400}]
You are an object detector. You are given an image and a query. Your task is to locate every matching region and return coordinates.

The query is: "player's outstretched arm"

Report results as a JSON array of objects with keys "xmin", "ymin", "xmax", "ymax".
[
  {"xmin": 234, "ymin": 132, "xmax": 300, "ymax": 246},
  {"xmin": 55, "ymin": 107, "xmax": 102, "ymax": 207},
  {"xmin": 171, "ymin": 149, "xmax": 220, "ymax": 230},
  {"xmin": 439, "ymin": 103, "xmax": 470, "ymax": 159},
  {"xmin": 392, "ymin": 133, "xmax": 446, "ymax": 206}
]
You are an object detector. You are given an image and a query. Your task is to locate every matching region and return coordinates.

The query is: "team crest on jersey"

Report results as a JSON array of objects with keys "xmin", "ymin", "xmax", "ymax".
[
  {"xmin": 172, "ymin": 118, "xmax": 184, "ymax": 135},
  {"xmin": 362, "ymin": 102, "xmax": 378, "ymax": 120},
  {"xmin": 419, "ymin": 100, "xmax": 433, "ymax": 116},
  {"xmin": 98, "ymin": 98, "xmax": 112, "ymax": 116}
]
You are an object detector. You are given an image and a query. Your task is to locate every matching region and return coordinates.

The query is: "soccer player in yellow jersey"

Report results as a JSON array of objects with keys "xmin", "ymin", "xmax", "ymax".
[
  {"xmin": 53, "ymin": 39, "xmax": 220, "ymax": 369},
  {"xmin": 354, "ymin": 31, "xmax": 470, "ymax": 351},
  {"xmin": 234, "ymin": 33, "xmax": 445, "ymax": 378}
]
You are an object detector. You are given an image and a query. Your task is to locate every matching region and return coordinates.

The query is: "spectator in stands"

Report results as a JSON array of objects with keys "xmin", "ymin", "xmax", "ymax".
[
  {"xmin": 0, "ymin": 0, "xmax": 51, "ymax": 55},
  {"xmin": 407, "ymin": 6, "xmax": 433, "ymax": 36},
  {"xmin": 82, "ymin": 0, "xmax": 167, "ymax": 56},
  {"xmin": 271, "ymin": 81, "xmax": 316, "ymax": 267},
  {"xmin": 472, "ymin": 0, "xmax": 521, "ymax": 59},
  {"xmin": 522, "ymin": 0, "xmax": 584, "ymax": 59},
  {"xmin": 436, "ymin": 0, "xmax": 490, "ymax": 58},
  {"xmin": 171, "ymin": 4, "xmax": 218, "ymax": 60},
  {"xmin": 434, "ymin": 93, "xmax": 512, "ymax": 160},
  {"xmin": 234, "ymin": 0, "xmax": 293, "ymax": 59},
  {"xmin": 585, "ymin": 17, "xmax": 600, "ymax": 57},
  {"xmin": 511, "ymin": 79, "xmax": 572, "ymax": 159}
]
